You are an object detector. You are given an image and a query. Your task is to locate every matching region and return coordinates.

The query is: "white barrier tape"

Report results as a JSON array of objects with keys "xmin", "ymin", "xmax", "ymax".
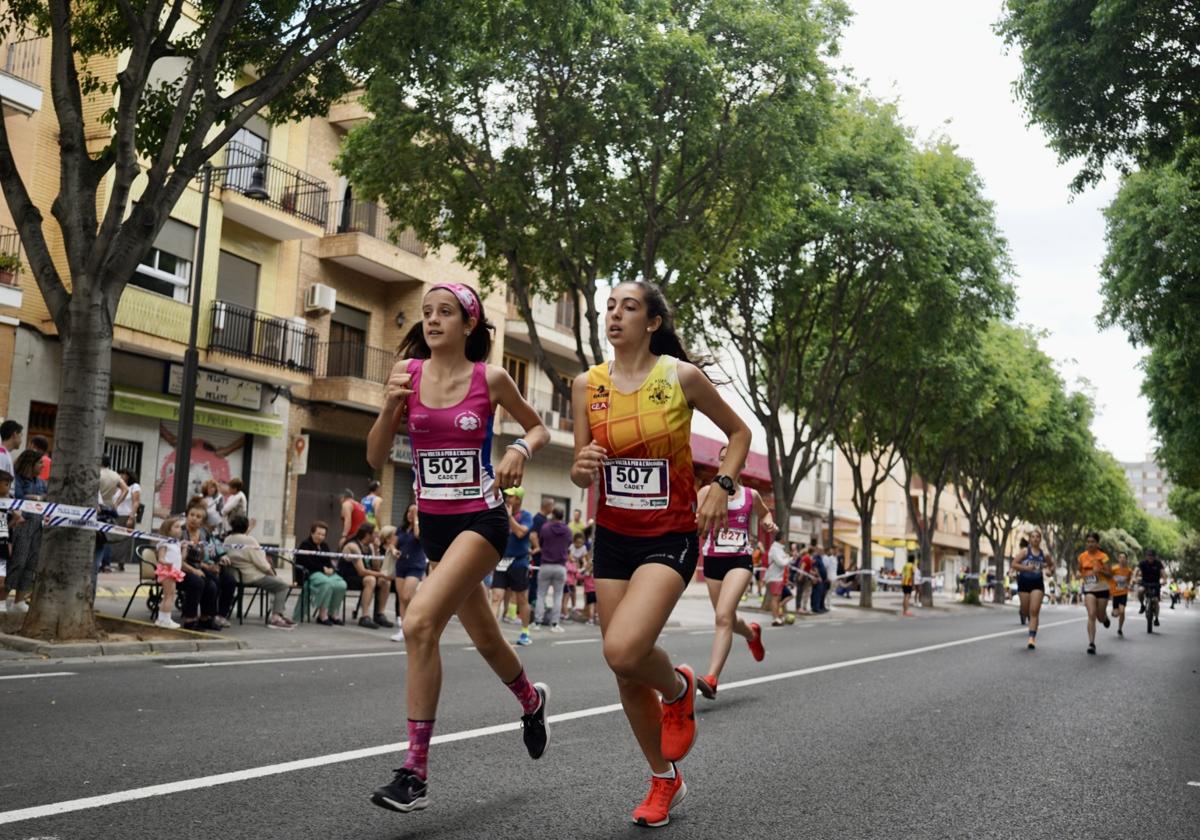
[{"xmin": 3, "ymin": 497, "xmax": 386, "ymax": 562}]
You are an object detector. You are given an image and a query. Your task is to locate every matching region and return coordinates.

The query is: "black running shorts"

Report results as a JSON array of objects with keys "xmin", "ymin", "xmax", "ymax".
[
  {"xmin": 1084, "ymin": 588, "xmax": 1109, "ymax": 600},
  {"xmin": 1017, "ymin": 573, "xmax": 1044, "ymax": 593},
  {"xmin": 419, "ymin": 507, "xmax": 509, "ymax": 564},
  {"xmin": 491, "ymin": 562, "xmax": 530, "ymax": 591},
  {"xmin": 593, "ymin": 525, "xmax": 698, "ymax": 585},
  {"xmin": 701, "ymin": 553, "xmax": 753, "ymax": 581},
  {"xmin": 1111, "ymin": 594, "xmax": 1128, "ymax": 608}
]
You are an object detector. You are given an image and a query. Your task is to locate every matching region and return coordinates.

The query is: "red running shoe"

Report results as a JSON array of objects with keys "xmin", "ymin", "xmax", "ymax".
[
  {"xmin": 660, "ymin": 665, "xmax": 697, "ymax": 761},
  {"xmin": 632, "ymin": 770, "xmax": 688, "ymax": 827},
  {"xmin": 696, "ymin": 674, "xmax": 718, "ymax": 700},
  {"xmin": 747, "ymin": 622, "xmax": 765, "ymax": 662}
]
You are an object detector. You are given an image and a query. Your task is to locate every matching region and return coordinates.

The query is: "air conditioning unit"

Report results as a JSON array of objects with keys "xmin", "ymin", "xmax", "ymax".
[
  {"xmin": 305, "ymin": 283, "xmax": 336, "ymax": 314},
  {"xmin": 541, "ymin": 409, "xmax": 560, "ymax": 428}
]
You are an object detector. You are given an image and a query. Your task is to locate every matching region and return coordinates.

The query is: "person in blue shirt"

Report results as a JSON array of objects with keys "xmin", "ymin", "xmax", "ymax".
[{"xmin": 491, "ymin": 487, "xmax": 535, "ymax": 645}]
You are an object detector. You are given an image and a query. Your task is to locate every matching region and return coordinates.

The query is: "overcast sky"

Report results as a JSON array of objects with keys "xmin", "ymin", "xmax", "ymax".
[{"xmin": 836, "ymin": 0, "xmax": 1152, "ymax": 463}]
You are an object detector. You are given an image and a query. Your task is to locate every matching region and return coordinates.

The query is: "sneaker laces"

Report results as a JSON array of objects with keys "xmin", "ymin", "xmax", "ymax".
[{"xmin": 641, "ymin": 775, "xmax": 677, "ymax": 811}]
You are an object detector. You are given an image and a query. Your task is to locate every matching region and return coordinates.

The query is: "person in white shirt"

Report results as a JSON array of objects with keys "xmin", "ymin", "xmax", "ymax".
[
  {"xmin": 110, "ymin": 469, "xmax": 142, "ymax": 572},
  {"xmin": 765, "ymin": 539, "xmax": 790, "ymax": 626},
  {"xmin": 0, "ymin": 419, "xmax": 23, "ymax": 481}
]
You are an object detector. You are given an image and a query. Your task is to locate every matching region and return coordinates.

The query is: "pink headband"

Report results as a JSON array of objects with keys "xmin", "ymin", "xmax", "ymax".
[{"xmin": 429, "ymin": 283, "xmax": 481, "ymax": 323}]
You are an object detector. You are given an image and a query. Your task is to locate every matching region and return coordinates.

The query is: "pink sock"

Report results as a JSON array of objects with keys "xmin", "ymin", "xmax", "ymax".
[
  {"xmin": 506, "ymin": 669, "xmax": 541, "ymax": 715},
  {"xmin": 401, "ymin": 719, "xmax": 435, "ymax": 779}
]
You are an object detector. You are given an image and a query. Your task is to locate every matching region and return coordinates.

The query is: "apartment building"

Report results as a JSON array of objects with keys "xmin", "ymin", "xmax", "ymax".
[
  {"xmin": 832, "ymin": 448, "xmax": 972, "ymax": 585},
  {"xmin": 1121, "ymin": 456, "xmax": 1174, "ymax": 520},
  {"xmin": 0, "ymin": 31, "xmax": 500, "ymax": 546}
]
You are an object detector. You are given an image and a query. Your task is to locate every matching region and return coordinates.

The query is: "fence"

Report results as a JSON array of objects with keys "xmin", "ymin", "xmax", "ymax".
[
  {"xmin": 325, "ymin": 199, "xmax": 425, "ymax": 256},
  {"xmin": 2, "ymin": 36, "xmax": 42, "ymax": 85},
  {"xmin": 221, "ymin": 141, "xmax": 329, "ymax": 227},
  {"xmin": 314, "ymin": 340, "xmax": 395, "ymax": 384},
  {"xmin": 209, "ymin": 300, "xmax": 317, "ymax": 372}
]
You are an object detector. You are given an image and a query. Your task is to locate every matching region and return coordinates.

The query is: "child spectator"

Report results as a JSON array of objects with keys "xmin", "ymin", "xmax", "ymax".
[
  {"xmin": 154, "ymin": 517, "xmax": 186, "ymax": 629},
  {"xmin": 573, "ymin": 532, "xmax": 596, "ymax": 625}
]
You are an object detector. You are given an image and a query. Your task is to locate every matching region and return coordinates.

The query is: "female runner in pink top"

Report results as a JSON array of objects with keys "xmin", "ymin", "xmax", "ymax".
[
  {"xmin": 695, "ymin": 446, "xmax": 777, "ymax": 699},
  {"xmin": 366, "ymin": 283, "xmax": 551, "ymax": 814}
]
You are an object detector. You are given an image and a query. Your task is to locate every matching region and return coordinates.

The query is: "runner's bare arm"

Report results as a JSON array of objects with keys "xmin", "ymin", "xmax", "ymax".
[
  {"xmin": 678, "ymin": 362, "xmax": 751, "ymax": 535},
  {"xmin": 571, "ymin": 372, "xmax": 605, "ymax": 488},
  {"xmin": 752, "ymin": 489, "xmax": 778, "ymax": 535},
  {"xmin": 367, "ymin": 358, "xmax": 414, "ymax": 469},
  {"xmin": 487, "ymin": 365, "xmax": 548, "ymax": 493}
]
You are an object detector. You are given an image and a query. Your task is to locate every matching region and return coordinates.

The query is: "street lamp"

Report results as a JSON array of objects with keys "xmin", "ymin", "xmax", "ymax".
[{"xmin": 170, "ymin": 157, "xmax": 270, "ymax": 514}]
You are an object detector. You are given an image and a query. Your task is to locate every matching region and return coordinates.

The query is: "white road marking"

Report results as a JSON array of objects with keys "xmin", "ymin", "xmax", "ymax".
[
  {"xmin": 163, "ymin": 651, "xmax": 405, "ymax": 669},
  {"xmin": 1188, "ymin": 781, "xmax": 1200, "ymax": 787},
  {"xmin": 0, "ymin": 672, "xmax": 75, "ymax": 681},
  {"xmin": 552, "ymin": 638, "xmax": 601, "ymax": 646},
  {"xmin": 688, "ymin": 630, "xmax": 714, "ymax": 635},
  {"xmin": 0, "ymin": 616, "xmax": 1082, "ymax": 826},
  {"xmin": 462, "ymin": 646, "xmax": 477, "ymax": 651}
]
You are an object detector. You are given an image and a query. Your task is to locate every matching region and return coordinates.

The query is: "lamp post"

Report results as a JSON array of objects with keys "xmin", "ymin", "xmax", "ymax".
[{"xmin": 170, "ymin": 158, "xmax": 269, "ymax": 514}]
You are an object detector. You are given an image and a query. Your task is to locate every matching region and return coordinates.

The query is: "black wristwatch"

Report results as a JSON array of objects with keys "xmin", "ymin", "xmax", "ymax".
[{"xmin": 714, "ymin": 474, "xmax": 735, "ymax": 496}]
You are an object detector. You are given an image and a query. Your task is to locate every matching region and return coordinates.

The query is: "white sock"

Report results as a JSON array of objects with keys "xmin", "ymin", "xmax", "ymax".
[
  {"xmin": 667, "ymin": 671, "xmax": 687, "ymax": 703},
  {"xmin": 652, "ymin": 764, "xmax": 676, "ymax": 780}
]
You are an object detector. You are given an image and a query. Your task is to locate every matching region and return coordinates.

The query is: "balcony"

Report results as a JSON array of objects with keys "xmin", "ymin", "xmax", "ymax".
[
  {"xmin": 209, "ymin": 300, "xmax": 317, "ymax": 372},
  {"xmin": 309, "ymin": 339, "xmax": 394, "ymax": 411},
  {"xmin": 0, "ymin": 224, "xmax": 21, "ymax": 309},
  {"xmin": 496, "ymin": 402, "xmax": 574, "ymax": 450},
  {"xmin": 313, "ymin": 199, "xmax": 428, "ymax": 282},
  {"xmin": 0, "ymin": 36, "xmax": 43, "ymax": 113},
  {"xmin": 328, "ymin": 93, "xmax": 370, "ymax": 131},
  {"xmin": 219, "ymin": 142, "xmax": 328, "ymax": 240}
]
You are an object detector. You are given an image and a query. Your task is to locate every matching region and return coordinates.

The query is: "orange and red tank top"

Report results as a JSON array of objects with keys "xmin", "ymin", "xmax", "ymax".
[{"xmin": 586, "ymin": 355, "xmax": 696, "ymax": 537}]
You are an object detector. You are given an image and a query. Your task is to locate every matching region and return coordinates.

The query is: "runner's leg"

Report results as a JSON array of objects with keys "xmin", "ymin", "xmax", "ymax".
[
  {"xmin": 1027, "ymin": 590, "xmax": 1043, "ymax": 636},
  {"xmin": 705, "ymin": 569, "xmax": 753, "ymax": 680},
  {"xmin": 598, "ymin": 566, "xmax": 687, "ymax": 774}
]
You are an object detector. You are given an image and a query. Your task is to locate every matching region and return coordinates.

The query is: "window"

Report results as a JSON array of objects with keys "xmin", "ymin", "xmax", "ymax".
[
  {"xmin": 215, "ymin": 250, "xmax": 260, "ymax": 310},
  {"xmin": 226, "ymin": 114, "xmax": 271, "ymax": 192},
  {"xmin": 504, "ymin": 353, "xmax": 528, "ymax": 396},
  {"xmin": 555, "ymin": 291, "xmax": 575, "ymax": 331},
  {"xmin": 550, "ymin": 374, "xmax": 573, "ymax": 429},
  {"xmin": 129, "ymin": 219, "xmax": 195, "ymax": 302},
  {"xmin": 104, "ymin": 438, "xmax": 143, "ymax": 478},
  {"xmin": 328, "ymin": 304, "xmax": 370, "ymax": 378}
]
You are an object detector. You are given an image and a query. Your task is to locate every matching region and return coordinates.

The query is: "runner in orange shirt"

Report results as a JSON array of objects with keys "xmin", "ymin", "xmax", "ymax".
[
  {"xmin": 1078, "ymin": 532, "xmax": 1112, "ymax": 655},
  {"xmin": 1108, "ymin": 551, "xmax": 1134, "ymax": 638}
]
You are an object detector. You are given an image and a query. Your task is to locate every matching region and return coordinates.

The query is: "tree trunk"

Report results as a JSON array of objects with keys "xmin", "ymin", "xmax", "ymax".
[
  {"xmin": 966, "ymin": 512, "xmax": 982, "ymax": 602},
  {"xmin": 20, "ymin": 288, "xmax": 111, "ymax": 640},
  {"xmin": 919, "ymin": 486, "xmax": 942, "ymax": 608},
  {"xmin": 987, "ymin": 533, "xmax": 1007, "ymax": 605},
  {"xmin": 858, "ymin": 513, "xmax": 873, "ymax": 608}
]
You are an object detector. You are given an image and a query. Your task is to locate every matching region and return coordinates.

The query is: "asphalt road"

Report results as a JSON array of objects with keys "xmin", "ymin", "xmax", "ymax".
[{"xmin": 1, "ymin": 603, "xmax": 1198, "ymax": 839}]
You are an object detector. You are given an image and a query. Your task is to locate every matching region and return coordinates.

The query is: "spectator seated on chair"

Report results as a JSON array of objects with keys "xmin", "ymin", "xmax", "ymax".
[
  {"xmin": 223, "ymin": 515, "xmax": 296, "ymax": 630},
  {"xmin": 337, "ymin": 522, "xmax": 394, "ymax": 630},
  {"xmin": 293, "ymin": 520, "xmax": 347, "ymax": 625}
]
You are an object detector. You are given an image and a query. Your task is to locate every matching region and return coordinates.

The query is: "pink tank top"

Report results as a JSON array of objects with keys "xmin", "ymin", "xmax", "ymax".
[
  {"xmin": 702, "ymin": 485, "xmax": 753, "ymax": 557},
  {"xmin": 405, "ymin": 360, "xmax": 501, "ymax": 514}
]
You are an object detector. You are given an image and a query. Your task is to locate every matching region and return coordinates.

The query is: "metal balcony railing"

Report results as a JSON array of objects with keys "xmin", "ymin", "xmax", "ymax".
[
  {"xmin": 221, "ymin": 141, "xmax": 329, "ymax": 227},
  {"xmin": 325, "ymin": 199, "xmax": 425, "ymax": 256},
  {"xmin": 209, "ymin": 300, "xmax": 317, "ymax": 372},
  {"xmin": 314, "ymin": 340, "xmax": 396, "ymax": 384},
  {"xmin": 2, "ymin": 36, "xmax": 43, "ymax": 86},
  {"xmin": 0, "ymin": 224, "xmax": 21, "ymax": 287}
]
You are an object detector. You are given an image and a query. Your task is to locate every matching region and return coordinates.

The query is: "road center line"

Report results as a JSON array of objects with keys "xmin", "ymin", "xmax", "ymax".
[
  {"xmin": 0, "ymin": 617, "xmax": 1082, "ymax": 826},
  {"xmin": 0, "ymin": 671, "xmax": 76, "ymax": 681},
  {"xmin": 163, "ymin": 651, "xmax": 406, "ymax": 669},
  {"xmin": 552, "ymin": 638, "xmax": 601, "ymax": 645},
  {"xmin": 1188, "ymin": 781, "xmax": 1200, "ymax": 787}
]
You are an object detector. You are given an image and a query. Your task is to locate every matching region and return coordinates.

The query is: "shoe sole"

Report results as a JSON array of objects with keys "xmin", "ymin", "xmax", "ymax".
[
  {"xmin": 526, "ymin": 682, "xmax": 550, "ymax": 760},
  {"xmin": 696, "ymin": 678, "xmax": 717, "ymax": 700},
  {"xmin": 371, "ymin": 792, "xmax": 429, "ymax": 813},
  {"xmin": 633, "ymin": 780, "xmax": 689, "ymax": 828}
]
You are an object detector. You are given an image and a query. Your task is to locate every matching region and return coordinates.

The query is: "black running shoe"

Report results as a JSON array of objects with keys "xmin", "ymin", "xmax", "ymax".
[
  {"xmin": 1100, "ymin": 616, "xmax": 1110, "ymax": 629},
  {"xmin": 1087, "ymin": 643, "xmax": 1096, "ymax": 655},
  {"xmin": 521, "ymin": 683, "xmax": 550, "ymax": 759},
  {"xmin": 1154, "ymin": 617, "xmax": 1160, "ymax": 626},
  {"xmin": 371, "ymin": 768, "xmax": 429, "ymax": 813}
]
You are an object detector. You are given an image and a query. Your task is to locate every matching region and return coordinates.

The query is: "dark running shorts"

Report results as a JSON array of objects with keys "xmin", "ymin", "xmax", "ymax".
[
  {"xmin": 702, "ymin": 554, "xmax": 753, "ymax": 581},
  {"xmin": 1084, "ymin": 588, "xmax": 1109, "ymax": 600},
  {"xmin": 419, "ymin": 507, "xmax": 509, "ymax": 565},
  {"xmin": 1111, "ymin": 594, "xmax": 1128, "ymax": 608},
  {"xmin": 902, "ymin": 584, "xmax": 914, "ymax": 595},
  {"xmin": 1017, "ymin": 573, "xmax": 1044, "ymax": 593},
  {"xmin": 585, "ymin": 590, "xmax": 597, "ymax": 605},
  {"xmin": 491, "ymin": 561, "xmax": 530, "ymax": 591},
  {"xmin": 593, "ymin": 526, "xmax": 698, "ymax": 585}
]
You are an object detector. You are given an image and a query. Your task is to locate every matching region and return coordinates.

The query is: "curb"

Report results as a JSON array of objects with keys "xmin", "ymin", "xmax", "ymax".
[{"xmin": 0, "ymin": 616, "xmax": 249, "ymax": 658}]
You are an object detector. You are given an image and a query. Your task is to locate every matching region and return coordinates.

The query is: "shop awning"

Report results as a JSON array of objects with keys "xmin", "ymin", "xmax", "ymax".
[
  {"xmin": 691, "ymin": 433, "xmax": 772, "ymax": 484},
  {"xmin": 833, "ymin": 531, "xmax": 896, "ymax": 558},
  {"xmin": 112, "ymin": 387, "xmax": 283, "ymax": 438}
]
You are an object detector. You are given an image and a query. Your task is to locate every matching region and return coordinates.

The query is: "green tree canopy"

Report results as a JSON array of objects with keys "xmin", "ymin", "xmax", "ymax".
[{"xmin": 997, "ymin": 0, "xmax": 1200, "ymax": 189}]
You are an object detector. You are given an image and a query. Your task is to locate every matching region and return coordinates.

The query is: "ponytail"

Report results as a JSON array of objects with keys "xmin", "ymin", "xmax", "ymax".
[{"xmin": 628, "ymin": 281, "xmax": 713, "ymax": 374}]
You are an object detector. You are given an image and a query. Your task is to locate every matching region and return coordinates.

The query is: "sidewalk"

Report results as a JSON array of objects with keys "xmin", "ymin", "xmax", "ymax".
[{"xmin": 0, "ymin": 571, "xmax": 1013, "ymax": 663}]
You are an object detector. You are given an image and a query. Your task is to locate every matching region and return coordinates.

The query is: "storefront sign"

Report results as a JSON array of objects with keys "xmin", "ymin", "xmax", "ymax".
[
  {"xmin": 293, "ymin": 434, "xmax": 310, "ymax": 476},
  {"xmin": 113, "ymin": 387, "xmax": 282, "ymax": 438},
  {"xmin": 391, "ymin": 434, "xmax": 413, "ymax": 465},
  {"xmin": 167, "ymin": 364, "xmax": 263, "ymax": 411}
]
